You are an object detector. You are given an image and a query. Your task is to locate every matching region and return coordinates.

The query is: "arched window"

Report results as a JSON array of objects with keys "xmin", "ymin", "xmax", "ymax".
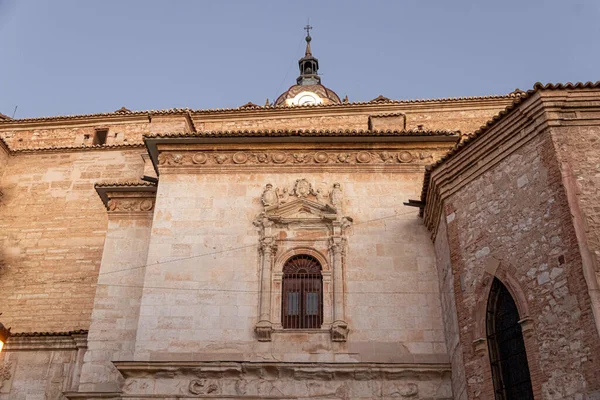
[
  {"xmin": 487, "ymin": 278, "xmax": 534, "ymax": 400},
  {"xmin": 282, "ymin": 255, "xmax": 323, "ymax": 329}
]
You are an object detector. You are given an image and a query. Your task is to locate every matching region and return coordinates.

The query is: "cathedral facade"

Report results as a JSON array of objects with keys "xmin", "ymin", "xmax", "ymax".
[{"xmin": 0, "ymin": 32, "xmax": 599, "ymax": 400}]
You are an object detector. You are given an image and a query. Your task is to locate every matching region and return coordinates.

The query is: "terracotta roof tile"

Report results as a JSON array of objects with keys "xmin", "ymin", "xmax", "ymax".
[
  {"xmin": 94, "ymin": 180, "xmax": 156, "ymax": 188},
  {"xmin": 419, "ymin": 81, "xmax": 600, "ymax": 214},
  {"xmin": 144, "ymin": 128, "xmax": 459, "ymax": 139}
]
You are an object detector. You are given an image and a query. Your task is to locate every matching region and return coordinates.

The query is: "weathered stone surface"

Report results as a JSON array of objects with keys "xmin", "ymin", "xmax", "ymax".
[{"xmin": 424, "ymin": 88, "xmax": 600, "ymax": 399}]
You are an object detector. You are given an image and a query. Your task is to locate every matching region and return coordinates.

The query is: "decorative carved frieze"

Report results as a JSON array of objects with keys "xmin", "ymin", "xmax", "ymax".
[
  {"xmin": 157, "ymin": 149, "xmax": 436, "ymax": 167},
  {"xmin": 114, "ymin": 361, "xmax": 451, "ymax": 399}
]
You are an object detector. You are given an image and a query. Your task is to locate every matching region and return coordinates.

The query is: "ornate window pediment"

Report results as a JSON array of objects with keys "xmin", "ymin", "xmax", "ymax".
[
  {"xmin": 264, "ymin": 198, "xmax": 337, "ymax": 223},
  {"xmin": 253, "ymin": 179, "xmax": 351, "ymax": 342}
]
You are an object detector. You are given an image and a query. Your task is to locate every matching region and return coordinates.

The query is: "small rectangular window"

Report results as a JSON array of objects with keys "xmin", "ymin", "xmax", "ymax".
[
  {"xmin": 93, "ymin": 129, "xmax": 108, "ymax": 145},
  {"xmin": 287, "ymin": 292, "xmax": 299, "ymax": 315},
  {"xmin": 306, "ymin": 292, "xmax": 319, "ymax": 315}
]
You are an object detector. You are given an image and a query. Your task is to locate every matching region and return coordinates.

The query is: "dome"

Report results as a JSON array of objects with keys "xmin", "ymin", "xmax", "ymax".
[{"xmin": 275, "ymin": 84, "xmax": 341, "ymax": 107}]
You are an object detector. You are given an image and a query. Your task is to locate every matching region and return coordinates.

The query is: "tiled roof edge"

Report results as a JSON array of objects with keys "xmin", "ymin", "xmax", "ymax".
[
  {"xmin": 10, "ymin": 142, "xmax": 145, "ymax": 153},
  {"xmin": 94, "ymin": 181, "xmax": 156, "ymax": 188},
  {"xmin": 419, "ymin": 80, "xmax": 600, "ymax": 215},
  {"xmin": 144, "ymin": 128, "xmax": 459, "ymax": 139},
  {"xmin": 0, "ymin": 93, "xmax": 524, "ymax": 123},
  {"xmin": 10, "ymin": 329, "xmax": 88, "ymax": 337}
]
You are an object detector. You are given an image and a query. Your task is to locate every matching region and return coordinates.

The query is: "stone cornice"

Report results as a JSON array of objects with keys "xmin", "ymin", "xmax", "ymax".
[
  {"xmin": 144, "ymin": 129, "xmax": 459, "ymax": 175},
  {"xmin": 0, "ymin": 113, "xmax": 151, "ymax": 131},
  {"xmin": 4, "ymin": 331, "xmax": 87, "ymax": 351},
  {"xmin": 94, "ymin": 182, "xmax": 157, "ymax": 214}
]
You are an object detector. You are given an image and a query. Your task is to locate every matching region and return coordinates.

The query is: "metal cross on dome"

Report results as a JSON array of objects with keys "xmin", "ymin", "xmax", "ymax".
[{"xmin": 304, "ymin": 24, "xmax": 312, "ymax": 36}]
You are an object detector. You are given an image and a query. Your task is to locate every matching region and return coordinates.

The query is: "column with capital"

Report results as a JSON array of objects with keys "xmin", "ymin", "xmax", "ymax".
[
  {"xmin": 330, "ymin": 237, "xmax": 349, "ymax": 341},
  {"xmin": 255, "ymin": 238, "xmax": 276, "ymax": 341}
]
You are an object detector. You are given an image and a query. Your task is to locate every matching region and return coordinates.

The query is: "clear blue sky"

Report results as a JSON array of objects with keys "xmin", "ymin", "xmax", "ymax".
[{"xmin": 0, "ymin": 0, "xmax": 598, "ymax": 118}]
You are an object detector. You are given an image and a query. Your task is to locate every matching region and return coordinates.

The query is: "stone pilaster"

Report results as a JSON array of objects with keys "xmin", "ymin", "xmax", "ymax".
[
  {"xmin": 329, "ymin": 237, "xmax": 349, "ymax": 341},
  {"xmin": 78, "ymin": 183, "xmax": 155, "ymax": 392},
  {"xmin": 255, "ymin": 238, "xmax": 277, "ymax": 341}
]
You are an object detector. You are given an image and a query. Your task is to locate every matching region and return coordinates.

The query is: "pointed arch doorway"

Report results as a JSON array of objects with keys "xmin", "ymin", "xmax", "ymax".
[{"xmin": 486, "ymin": 278, "xmax": 534, "ymax": 399}]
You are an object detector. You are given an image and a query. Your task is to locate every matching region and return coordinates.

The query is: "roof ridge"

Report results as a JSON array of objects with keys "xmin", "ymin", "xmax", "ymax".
[{"xmin": 0, "ymin": 93, "xmax": 524, "ymax": 123}]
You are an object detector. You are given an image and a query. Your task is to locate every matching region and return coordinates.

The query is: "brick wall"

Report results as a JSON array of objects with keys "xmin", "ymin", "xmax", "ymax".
[{"xmin": 0, "ymin": 149, "xmax": 145, "ymax": 332}]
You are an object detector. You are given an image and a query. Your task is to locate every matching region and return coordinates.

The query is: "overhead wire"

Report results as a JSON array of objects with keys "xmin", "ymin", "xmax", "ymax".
[{"xmin": 0, "ymin": 208, "xmax": 422, "ymax": 293}]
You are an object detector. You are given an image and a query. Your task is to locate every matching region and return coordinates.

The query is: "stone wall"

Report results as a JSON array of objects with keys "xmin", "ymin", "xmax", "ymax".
[
  {"xmin": 193, "ymin": 100, "xmax": 513, "ymax": 134},
  {"xmin": 133, "ymin": 168, "xmax": 447, "ymax": 364},
  {"xmin": 0, "ymin": 149, "xmax": 146, "ymax": 332},
  {"xmin": 425, "ymin": 91, "xmax": 600, "ymax": 399},
  {"xmin": 0, "ymin": 332, "xmax": 87, "ymax": 400},
  {"xmin": 434, "ymin": 217, "xmax": 467, "ymax": 400},
  {"xmin": 0, "ymin": 97, "xmax": 514, "ymax": 151}
]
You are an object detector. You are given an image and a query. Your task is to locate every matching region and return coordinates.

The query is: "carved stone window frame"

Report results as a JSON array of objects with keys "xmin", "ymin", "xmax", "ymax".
[{"xmin": 254, "ymin": 179, "xmax": 351, "ymax": 342}]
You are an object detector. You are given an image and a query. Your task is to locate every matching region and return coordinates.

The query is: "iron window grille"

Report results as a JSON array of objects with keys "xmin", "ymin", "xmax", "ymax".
[{"xmin": 282, "ymin": 255, "xmax": 323, "ymax": 329}]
